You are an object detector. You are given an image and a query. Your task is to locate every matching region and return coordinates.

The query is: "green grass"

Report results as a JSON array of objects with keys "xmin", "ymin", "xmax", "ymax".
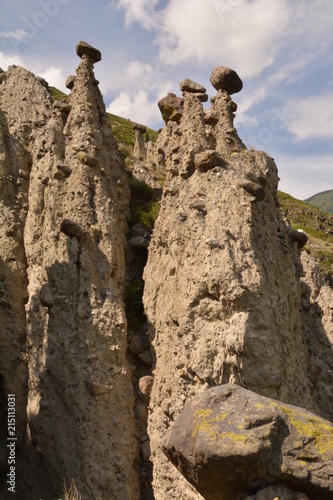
[
  {"xmin": 49, "ymin": 86, "xmax": 69, "ymax": 102},
  {"xmin": 278, "ymin": 191, "xmax": 333, "ymax": 281},
  {"xmin": 128, "ymin": 176, "xmax": 160, "ymax": 228},
  {"xmin": 306, "ymin": 189, "xmax": 333, "ymax": 215}
]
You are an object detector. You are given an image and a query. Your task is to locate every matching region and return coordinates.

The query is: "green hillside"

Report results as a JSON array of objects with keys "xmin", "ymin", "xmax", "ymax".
[
  {"xmin": 278, "ymin": 191, "xmax": 333, "ymax": 282},
  {"xmin": 305, "ymin": 189, "xmax": 333, "ymax": 215}
]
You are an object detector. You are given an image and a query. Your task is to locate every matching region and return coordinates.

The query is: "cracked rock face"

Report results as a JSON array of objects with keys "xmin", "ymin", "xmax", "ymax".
[
  {"xmin": 0, "ymin": 48, "xmax": 138, "ymax": 499},
  {"xmin": 142, "ymin": 80, "xmax": 332, "ymax": 499}
]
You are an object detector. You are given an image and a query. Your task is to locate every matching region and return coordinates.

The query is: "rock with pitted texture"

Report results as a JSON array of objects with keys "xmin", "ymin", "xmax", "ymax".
[
  {"xmin": 65, "ymin": 75, "xmax": 77, "ymax": 90},
  {"xmin": 76, "ymin": 40, "xmax": 101, "ymax": 63},
  {"xmin": 162, "ymin": 384, "xmax": 333, "ymax": 500},
  {"xmin": 158, "ymin": 93, "xmax": 184, "ymax": 123},
  {"xmin": 210, "ymin": 65, "xmax": 243, "ymax": 94},
  {"xmin": 180, "ymin": 78, "xmax": 206, "ymax": 93}
]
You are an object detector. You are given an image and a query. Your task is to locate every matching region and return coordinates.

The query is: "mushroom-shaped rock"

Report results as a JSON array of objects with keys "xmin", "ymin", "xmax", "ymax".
[
  {"xmin": 133, "ymin": 123, "xmax": 147, "ymax": 133},
  {"xmin": 161, "ymin": 384, "xmax": 333, "ymax": 500},
  {"xmin": 158, "ymin": 93, "xmax": 184, "ymax": 124},
  {"xmin": 210, "ymin": 66, "xmax": 243, "ymax": 94},
  {"xmin": 195, "ymin": 150, "xmax": 225, "ymax": 172},
  {"xmin": 76, "ymin": 41, "xmax": 101, "ymax": 63},
  {"xmin": 65, "ymin": 75, "xmax": 77, "ymax": 90},
  {"xmin": 180, "ymin": 78, "xmax": 206, "ymax": 93},
  {"xmin": 287, "ymin": 228, "xmax": 308, "ymax": 249},
  {"xmin": 236, "ymin": 179, "xmax": 265, "ymax": 201}
]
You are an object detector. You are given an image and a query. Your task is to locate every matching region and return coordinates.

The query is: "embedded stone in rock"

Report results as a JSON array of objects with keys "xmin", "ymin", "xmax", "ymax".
[
  {"xmin": 204, "ymin": 110, "xmax": 219, "ymax": 124},
  {"xmin": 129, "ymin": 236, "xmax": 148, "ymax": 248},
  {"xmin": 236, "ymin": 179, "xmax": 266, "ymax": 201},
  {"xmin": 195, "ymin": 150, "xmax": 225, "ymax": 172},
  {"xmin": 210, "ymin": 66, "xmax": 243, "ymax": 94},
  {"xmin": 56, "ymin": 164, "xmax": 72, "ymax": 177},
  {"xmin": 161, "ymin": 384, "xmax": 333, "ymax": 500},
  {"xmin": 193, "ymin": 92, "xmax": 208, "ymax": 103},
  {"xmin": 39, "ymin": 284, "xmax": 53, "ymax": 308},
  {"xmin": 138, "ymin": 349, "xmax": 152, "ymax": 366},
  {"xmin": 158, "ymin": 93, "xmax": 184, "ymax": 123},
  {"xmin": 76, "ymin": 41, "xmax": 101, "ymax": 63},
  {"xmin": 128, "ymin": 334, "xmax": 149, "ymax": 355},
  {"xmin": 139, "ymin": 376, "xmax": 154, "ymax": 397},
  {"xmin": 180, "ymin": 78, "xmax": 206, "ymax": 93},
  {"xmin": 287, "ymin": 228, "xmax": 308, "ymax": 249},
  {"xmin": 60, "ymin": 219, "xmax": 86, "ymax": 241},
  {"xmin": 65, "ymin": 75, "xmax": 77, "ymax": 90}
]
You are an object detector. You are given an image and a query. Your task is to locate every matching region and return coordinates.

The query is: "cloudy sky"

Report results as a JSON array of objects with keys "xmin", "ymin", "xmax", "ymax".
[{"xmin": 1, "ymin": 0, "xmax": 333, "ymax": 199}]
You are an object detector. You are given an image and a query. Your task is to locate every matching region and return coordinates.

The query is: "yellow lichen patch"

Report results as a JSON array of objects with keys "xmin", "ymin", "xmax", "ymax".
[
  {"xmin": 223, "ymin": 432, "xmax": 247, "ymax": 445},
  {"xmin": 272, "ymin": 403, "xmax": 333, "ymax": 459},
  {"xmin": 192, "ymin": 409, "xmax": 227, "ymax": 438}
]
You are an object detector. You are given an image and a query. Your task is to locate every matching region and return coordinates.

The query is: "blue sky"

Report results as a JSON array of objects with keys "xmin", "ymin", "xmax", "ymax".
[{"xmin": 1, "ymin": 0, "xmax": 333, "ymax": 199}]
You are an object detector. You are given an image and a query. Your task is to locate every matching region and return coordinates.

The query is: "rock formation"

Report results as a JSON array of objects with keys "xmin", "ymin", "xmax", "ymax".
[
  {"xmin": 0, "ymin": 47, "xmax": 332, "ymax": 500},
  {"xmin": 0, "ymin": 43, "xmax": 138, "ymax": 499},
  {"xmin": 162, "ymin": 384, "xmax": 333, "ymax": 500},
  {"xmin": 142, "ymin": 67, "xmax": 333, "ymax": 499}
]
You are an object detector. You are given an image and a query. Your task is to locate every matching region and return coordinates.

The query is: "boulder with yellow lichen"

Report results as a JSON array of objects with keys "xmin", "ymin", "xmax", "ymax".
[{"xmin": 161, "ymin": 384, "xmax": 333, "ymax": 500}]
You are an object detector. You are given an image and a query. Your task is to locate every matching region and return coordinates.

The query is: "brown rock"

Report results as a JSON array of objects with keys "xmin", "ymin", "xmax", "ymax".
[
  {"xmin": 65, "ymin": 75, "xmax": 76, "ymax": 90},
  {"xmin": 139, "ymin": 376, "xmax": 154, "ymax": 397},
  {"xmin": 60, "ymin": 219, "xmax": 86, "ymax": 241},
  {"xmin": 180, "ymin": 78, "xmax": 206, "ymax": 93},
  {"xmin": 76, "ymin": 41, "xmax": 101, "ymax": 63},
  {"xmin": 236, "ymin": 179, "xmax": 266, "ymax": 200},
  {"xmin": 39, "ymin": 283, "xmax": 53, "ymax": 308},
  {"xmin": 210, "ymin": 66, "xmax": 243, "ymax": 94},
  {"xmin": 162, "ymin": 384, "xmax": 333, "ymax": 500},
  {"xmin": 195, "ymin": 150, "xmax": 225, "ymax": 172},
  {"xmin": 287, "ymin": 228, "xmax": 308, "ymax": 249},
  {"xmin": 157, "ymin": 93, "xmax": 184, "ymax": 123},
  {"xmin": 138, "ymin": 349, "xmax": 152, "ymax": 366}
]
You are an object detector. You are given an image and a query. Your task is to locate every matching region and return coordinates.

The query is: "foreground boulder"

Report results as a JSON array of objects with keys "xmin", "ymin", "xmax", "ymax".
[{"xmin": 161, "ymin": 384, "xmax": 333, "ymax": 500}]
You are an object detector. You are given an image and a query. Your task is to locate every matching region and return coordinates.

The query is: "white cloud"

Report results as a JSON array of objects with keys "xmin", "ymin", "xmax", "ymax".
[
  {"xmin": 0, "ymin": 51, "xmax": 24, "ymax": 70},
  {"xmin": 157, "ymin": 0, "xmax": 291, "ymax": 77},
  {"xmin": 284, "ymin": 94, "xmax": 333, "ymax": 142},
  {"xmin": 107, "ymin": 89, "xmax": 161, "ymax": 126},
  {"xmin": 277, "ymin": 153, "xmax": 333, "ymax": 200},
  {"xmin": 0, "ymin": 29, "xmax": 27, "ymax": 41},
  {"xmin": 38, "ymin": 66, "xmax": 68, "ymax": 93},
  {"xmin": 111, "ymin": 0, "xmax": 160, "ymax": 30}
]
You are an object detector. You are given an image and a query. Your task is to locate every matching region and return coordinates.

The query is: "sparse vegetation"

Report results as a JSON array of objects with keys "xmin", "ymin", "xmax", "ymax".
[
  {"xmin": 49, "ymin": 86, "xmax": 69, "ymax": 102},
  {"xmin": 128, "ymin": 176, "xmax": 160, "ymax": 228},
  {"xmin": 278, "ymin": 191, "xmax": 333, "ymax": 282},
  {"xmin": 61, "ymin": 478, "xmax": 82, "ymax": 500},
  {"xmin": 124, "ymin": 278, "xmax": 145, "ymax": 329}
]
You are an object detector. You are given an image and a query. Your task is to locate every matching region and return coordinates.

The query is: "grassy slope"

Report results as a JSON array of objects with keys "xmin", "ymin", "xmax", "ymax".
[
  {"xmin": 278, "ymin": 191, "xmax": 333, "ymax": 278},
  {"xmin": 305, "ymin": 189, "xmax": 333, "ymax": 215}
]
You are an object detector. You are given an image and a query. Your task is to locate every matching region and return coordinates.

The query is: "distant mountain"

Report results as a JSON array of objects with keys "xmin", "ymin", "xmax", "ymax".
[{"xmin": 305, "ymin": 189, "xmax": 333, "ymax": 215}]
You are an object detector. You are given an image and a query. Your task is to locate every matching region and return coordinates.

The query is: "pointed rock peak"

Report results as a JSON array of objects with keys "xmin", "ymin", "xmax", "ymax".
[
  {"xmin": 76, "ymin": 41, "xmax": 101, "ymax": 63},
  {"xmin": 210, "ymin": 66, "xmax": 243, "ymax": 94}
]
